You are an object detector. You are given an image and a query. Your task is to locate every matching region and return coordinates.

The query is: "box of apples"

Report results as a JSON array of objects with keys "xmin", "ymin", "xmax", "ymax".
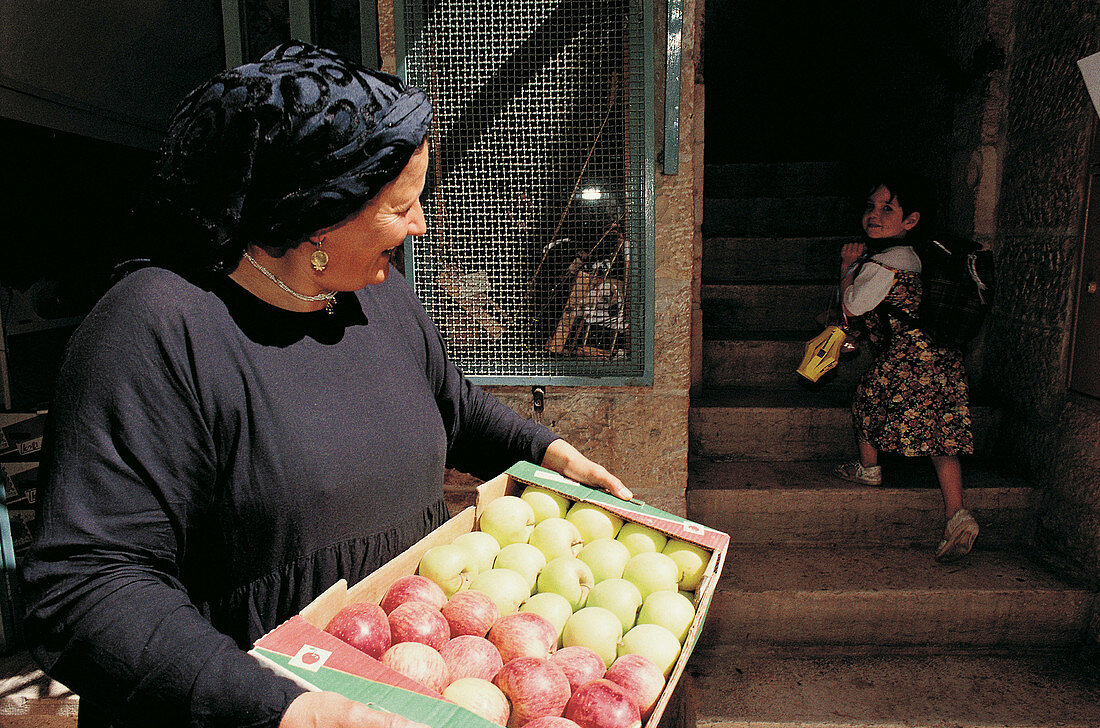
[{"xmin": 250, "ymin": 461, "xmax": 729, "ymax": 728}]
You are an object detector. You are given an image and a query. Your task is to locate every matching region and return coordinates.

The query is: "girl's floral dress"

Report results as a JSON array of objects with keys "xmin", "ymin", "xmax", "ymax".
[{"xmin": 852, "ymin": 265, "xmax": 974, "ymax": 456}]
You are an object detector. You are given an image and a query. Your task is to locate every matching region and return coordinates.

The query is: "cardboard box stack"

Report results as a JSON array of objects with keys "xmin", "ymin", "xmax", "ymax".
[
  {"xmin": 251, "ymin": 461, "xmax": 729, "ymax": 727},
  {"xmin": 0, "ymin": 410, "xmax": 47, "ymax": 653}
]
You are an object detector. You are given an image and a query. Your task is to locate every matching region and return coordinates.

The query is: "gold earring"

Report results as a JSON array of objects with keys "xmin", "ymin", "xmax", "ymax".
[{"xmin": 310, "ymin": 239, "xmax": 329, "ymax": 272}]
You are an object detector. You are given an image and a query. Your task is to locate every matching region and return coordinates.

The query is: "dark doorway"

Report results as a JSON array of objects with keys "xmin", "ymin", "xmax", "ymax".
[
  {"xmin": 0, "ymin": 118, "xmax": 154, "ymax": 409},
  {"xmin": 704, "ymin": 0, "xmax": 958, "ymax": 179}
]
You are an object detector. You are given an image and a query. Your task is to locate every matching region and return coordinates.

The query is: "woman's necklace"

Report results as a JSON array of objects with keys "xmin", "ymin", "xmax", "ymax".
[{"xmin": 243, "ymin": 252, "xmax": 337, "ymax": 314}]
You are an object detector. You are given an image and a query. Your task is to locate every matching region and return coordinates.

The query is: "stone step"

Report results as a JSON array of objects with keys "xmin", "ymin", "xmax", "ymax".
[
  {"xmin": 686, "ymin": 459, "xmax": 1036, "ymax": 547},
  {"xmin": 688, "ymin": 389, "xmax": 1001, "ymax": 460},
  {"xmin": 702, "ymin": 283, "xmax": 835, "ymax": 335},
  {"xmin": 702, "ymin": 336, "xmax": 986, "ymax": 392},
  {"xmin": 702, "ymin": 196, "xmax": 855, "ymax": 237},
  {"xmin": 702, "ymin": 236, "xmax": 850, "ymax": 284},
  {"xmin": 702, "ymin": 337, "xmax": 871, "ymax": 391},
  {"xmin": 704, "ymin": 162, "xmax": 853, "ymax": 199},
  {"xmin": 686, "ymin": 646, "xmax": 1100, "ymax": 728},
  {"xmin": 695, "ymin": 546, "xmax": 1096, "ymax": 649}
]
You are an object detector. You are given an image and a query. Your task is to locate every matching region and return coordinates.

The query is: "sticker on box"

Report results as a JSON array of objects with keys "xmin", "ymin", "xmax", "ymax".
[
  {"xmin": 253, "ymin": 616, "xmax": 502, "ymax": 728},
  {"xmin": 0, "ymin": 412, "xmax": 47, "ymax": 462}
]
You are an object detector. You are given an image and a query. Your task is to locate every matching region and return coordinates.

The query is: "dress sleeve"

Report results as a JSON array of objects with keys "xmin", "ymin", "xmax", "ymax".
[
  {"xmin": 19, "ymin": 298, "xmax": 305, "ymax": 728},
  {"xmin": 843, "ymin": 260, "xmax": 896, "ymax": 316},
  {"xmin": 407, "ymin": 287, "xmax": 560, "ymax": 480}
]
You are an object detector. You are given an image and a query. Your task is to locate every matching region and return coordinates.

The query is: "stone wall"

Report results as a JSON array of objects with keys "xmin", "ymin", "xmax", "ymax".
[
  {"xmin": 946, "ymin": 0, "xmax": 1015, "ymax": 388},
  {"xmin": 947, "ymin": 0, "xmax": 1013, "ymax": 243},
  {"xmin": 377, "ymin": 1, "xmax": 698, "ymax": 516},
  {"xmin": 983, "ymin": 0, "xmax": 1100, "ymax": 591}
]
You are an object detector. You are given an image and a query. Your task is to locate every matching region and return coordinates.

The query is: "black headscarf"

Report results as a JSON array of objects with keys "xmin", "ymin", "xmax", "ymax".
[{"xmin": 139, "ymin": 41, "xmax": 433, "ymax": 273}]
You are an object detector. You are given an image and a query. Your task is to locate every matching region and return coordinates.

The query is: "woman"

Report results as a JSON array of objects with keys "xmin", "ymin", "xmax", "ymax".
[
  {"xmin": 833, "ymin": 175, "xmax": 980, "ymax": 562},
  {"xmin": 21, "ymin": 42, "xmax": 629, "ymax": 728}
]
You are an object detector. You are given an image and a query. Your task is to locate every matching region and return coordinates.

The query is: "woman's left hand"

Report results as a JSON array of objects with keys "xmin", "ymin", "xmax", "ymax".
[{"xmin": 540, "ymin": 439, "xmax": 633, "ymax": 501}]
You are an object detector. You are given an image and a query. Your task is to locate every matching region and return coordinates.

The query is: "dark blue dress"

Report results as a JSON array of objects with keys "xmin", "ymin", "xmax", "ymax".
[{"xmin": 21, "ymin": 266, "xmax": 557, "ymax": 728}]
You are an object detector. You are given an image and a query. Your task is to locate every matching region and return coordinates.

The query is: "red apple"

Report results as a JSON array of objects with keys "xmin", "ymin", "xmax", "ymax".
[
  {"xmin": 388, "ymin": 600, "xmax": 451, "ymax": 651},
  {"xmin": 604, "ymin": 653, "xmax": 666, "ymax": 718},
  {"xmin": 493, "ymin": 657, "xmax": 571, "ymax": 728},
  {"xmin": 380, "ymin": 641, "xmax": 450, "ymax": 694},
  {"xmin": 443, "ymin": 589, "xmax": 501, "ymax": 637},
  {"xmin": 443, "ymin": 677, "xmax": 511, "ymax": 726},
  {"xmin": 440, "ymin": 634, "xmax": 505, "ymax": 683},
  {"xmin": 563, "ymin": 679, "xmax": 641, "ymax": 728},
  {"xmin": 488, "ymin": 611, "xmax": 558, "ymax": 663},
  {"xmin": 380, "ymin": 574, "xmax": 448, "ymax": 614},
  {"xmin": 549, "ymin": 646, "xmax": 606, "ymax": 693},
  {"xmin": 520, "ymin": 719, "xmax": 582, "ymax": 728},
  {"xmin": 324, "ymin": 602, "xmax": 392, "ymax": 660}
]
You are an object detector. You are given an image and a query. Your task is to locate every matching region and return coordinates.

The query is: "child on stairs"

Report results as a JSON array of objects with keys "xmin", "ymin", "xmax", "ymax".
[{"xmin": 832, "ymin": 173, "xmax": 980, "ymax": 562}]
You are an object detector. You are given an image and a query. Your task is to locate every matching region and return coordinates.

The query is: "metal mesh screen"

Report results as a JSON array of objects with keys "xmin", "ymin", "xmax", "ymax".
[{"xmin": 399, "ymin": 0, "xmax": 651, "ymax": 383}]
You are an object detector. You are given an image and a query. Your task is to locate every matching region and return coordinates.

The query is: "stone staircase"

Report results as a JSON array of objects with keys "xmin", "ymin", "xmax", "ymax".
[{"xmin": 684, "ymin": 162, "xmax": 1100, "ymax": 728}]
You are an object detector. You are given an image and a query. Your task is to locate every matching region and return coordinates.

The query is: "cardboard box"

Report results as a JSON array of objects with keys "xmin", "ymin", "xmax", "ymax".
[
  {"xmin": 1, "ymin": 460, "xmax": 38, "ymax": 654},
  {"xmin": 0, "ymin": 411, "xmax": 47, "ymax": 461},
  {"xmin": 0, "ymin": 414, "xmax": 46, "ymax": 652},
  {"xmin": 2, "ymin": 460, "xmax": 39, "ymax": 557},
  {"xmin": 251, "ymin": 461, "xmax": 729, "ymax": 727}
]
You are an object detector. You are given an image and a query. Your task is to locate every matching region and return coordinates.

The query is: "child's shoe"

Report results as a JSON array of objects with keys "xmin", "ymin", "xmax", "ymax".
[
  {"xmin": 831, "ymin": 460, "xmax": 882, "ymax": 485},
  {"xmin": 935, "ymin": 509, "xmax": 980, "ymax": 562}
]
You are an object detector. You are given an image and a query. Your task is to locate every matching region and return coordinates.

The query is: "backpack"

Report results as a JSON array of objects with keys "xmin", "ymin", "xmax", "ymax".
[{"xmin": 880, "ymin": 235, "xmax": 995, "ymax": 350}]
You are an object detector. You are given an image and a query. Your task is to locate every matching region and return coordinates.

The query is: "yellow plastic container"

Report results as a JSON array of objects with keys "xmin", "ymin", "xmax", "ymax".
[{"xmin": 796, "ymin": 325, "xmax": 846, "ymax": 382}]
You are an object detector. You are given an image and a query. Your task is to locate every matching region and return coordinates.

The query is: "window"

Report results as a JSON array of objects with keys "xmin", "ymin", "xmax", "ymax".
[{"xmin": 396, "ymin": 0, "xmax": 653, "ymax": 384}]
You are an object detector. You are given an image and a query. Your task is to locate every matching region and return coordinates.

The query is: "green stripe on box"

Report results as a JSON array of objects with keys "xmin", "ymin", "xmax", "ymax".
[
  {"xmin": 506, "ymin": 461, "xmax": 690, "ymax": 523},
  {"xmin": 684, "ymin": 595, "xmax": 712, "ymax": 655},
  {"xmin": 253, "ymin": 649, "xmax": 499, "ymax": 728},
  {"xmin": 506, "ymin": 461, "xmax": 731, "ymax": 553}
]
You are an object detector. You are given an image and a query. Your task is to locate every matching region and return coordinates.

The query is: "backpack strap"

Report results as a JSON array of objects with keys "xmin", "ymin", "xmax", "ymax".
[
  {"xmin": 928, "ymin": 237, "xmax": 991, "ymax": 304},
  {"xmin": 860, "ymin": 259, "xmax": 919, "ymax": 349},
  {"xmin": 879, "ymin": 302, "xmax": 920, "ymax": 329},
  {"xmin": 966, "ymin": 253, "xmax": 990, "ymax": 304}
]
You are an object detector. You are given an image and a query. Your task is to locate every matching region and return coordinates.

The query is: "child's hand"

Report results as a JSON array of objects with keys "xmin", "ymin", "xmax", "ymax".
[{"xmin": 840, "ymin": 242, "xmax": 866, "ymax": 269}]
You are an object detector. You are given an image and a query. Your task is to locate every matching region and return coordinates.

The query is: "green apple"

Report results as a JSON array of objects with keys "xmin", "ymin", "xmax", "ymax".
[
  {"xmin": 616, "ymin": 522, "xmax": 667, "ymax": 556},
  {"xmin": 618, "ymin": 623, "xmax": 682, "ymax": 677},
  {"xmin": 452, "ymin": 530, "xmax": 501, "ymax": 574},
  {"xmin": 520, "ymin": 591, "xmax": 574, "ymax": 644},
  {"xmin": 636, "ymin": 590, "xmax": 695, "ymax": 643},
  {"xmin": 565, "ymin": 502, "xmax": 623, "ymax": 543},
  {"xmin": 528, "ymin": 517, "xmax": 583, "ymax": 561},
  {"xmin": 418, "ymin": 543, "xmax": 475, "ymax": 597},
  {"xmin": 621, "ymin": 551, "xmax": 679, "ymax": 599},
  {"xmin": 585, "ymin": 578, "xmax": 643, "ymax": 632},
  {"xmin": 468, "ymin": 568, "xmax": 531, "ymax": 615},
  {"xmin": 662, "ymin": 539, "xmax": 710, "ymax": 591},
  {"xmin": 478, "ymin": 495, "xmax": 535, "ymax": 546},
  {"xmin": 520, "ymin": 485, "xmax": 571, "ymax": 523},
  {"xmin": 494, "ymin": 542, "xmax": 546, "ymax": 588},
  {"xmin": 577, "ymin": 538, "xmax": 632, "ymax": 583},
  {"xmin": 536, "ymin": 556, "xmax": 595, "ymax": 611},
  {"xmin": 562, "ymin": 606, "xmax": 624, "ymax": 667},
  {"xmin": 441, "ymin": 677, "xmax": 510, "ymax": 726}
]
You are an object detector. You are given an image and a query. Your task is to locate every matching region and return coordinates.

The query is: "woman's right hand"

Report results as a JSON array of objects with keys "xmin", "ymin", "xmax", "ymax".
[
  {"xmin": 840, "ymin": 242, "xmax": 866, "ymax": 270},
  {"xmin": 281, "ymin": 692, "xmax": 431, "ymax": 728}
]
